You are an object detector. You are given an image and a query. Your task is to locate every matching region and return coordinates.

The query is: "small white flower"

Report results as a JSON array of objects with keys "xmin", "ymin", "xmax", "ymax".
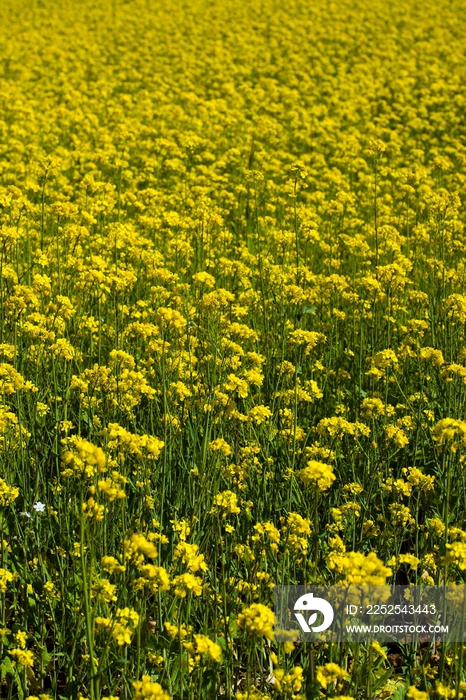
[
  {"xmin": 20, "ymin": 512, "xmax": 32, "ymax": 518},
  {"xmin": 33, "ymin": 502, "xmax": 46, "ymax": 513}
]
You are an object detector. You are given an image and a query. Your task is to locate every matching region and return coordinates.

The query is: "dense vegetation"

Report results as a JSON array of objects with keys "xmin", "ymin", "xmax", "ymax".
[{"xmin": 1, "ymin": 0, "xmax": 466, "ymax": 698}]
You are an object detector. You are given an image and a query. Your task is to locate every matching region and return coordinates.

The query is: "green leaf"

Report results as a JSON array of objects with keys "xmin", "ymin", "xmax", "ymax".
[
  {"xmin": 371, "ymin": 667, "xmax": 395, "ymax": 692},
  {"xmin": 16, "ymin": 679, "xmax": 24, "ymax": 700},
  {"xmin": 216, "ymin": 636, "xmax": 226, "ymax": 651},
  {"xmin": 1, "ymin": 655, "xmax": 14, "ymax": 676},
  {"xmin": 301, "ymin": 305, "xmax": 316, "ymax": 314}
]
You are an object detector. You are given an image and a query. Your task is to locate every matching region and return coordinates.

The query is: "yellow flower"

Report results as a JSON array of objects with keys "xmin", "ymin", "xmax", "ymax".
[
  {"xmin": 360, "ymin": 397, "xmax": 392, "ymax": 418},
  {"xmin": 288, "ymin": 330, "xmax": 326, "ymax": 354},
  {"xmin": 315, "ymin": 662, "xmax": 349, "ymax": 689},
  {"xmin": 15, "ymin": 630, "xmax": 27, "ymax": 649},
  {"xmin": 61, "ymin": 437, "xmax": 106, "ymax": 479},
  {"xmin": 82, "ymin": 497, "xmax": 106, "ymax": 521},
  {"xmin": 0, "ymin": 568, "xmax": 17, "ymax": 593},
  {"xmin": 210, "ymin": 490, "xmax": 241, "ymax": 517},
  {"xmin": 238, "ymin": 603, "xmax": 274, "ymax": 640},
  {"xmin": 183, "ymin": 634, "xmax": 222, "ymax": 663},
  {"xmin": 419, "ymin": 347, "xmax": 445, "ymax": 366},
  {"xmin": 404, "ymin": 467, "xmax": 435, "ymax": 492},
  {"xmin": 223, "ymin": 373, "xmax": 249, "ymax": 398},
  {"xmin": 36, "ymin": 402, "xmax": 50, "ymax": 417},
  {"xmin": 134, "ymin": 564, "xmax": 170, "ymax": 591},
  {"xmin": 124, "ymin": 533, "xmax": 158, "ymax": 562},
  {"xmin": 235, "ymin": 691, "xmax": 269, "ymax": 700},
  {"xmin": 329, "ymin": 551, "xmax": 392, "ymax": 585},
  {"xmin": 111, "ymin": 608, "xmax": 140, "ymax": 646},
  {"xmin": 98, "ymin": 476, "xmax": 126, "ymax": 501},
  {"xmin": 193, "ymin": 271, "xmax": 215, "ymax": 288},
  {"xmin": 173, "ymin": 542, "xmax": 208, "ymax": 573},
  {"xmin": 156, "ymin": 307, "xmax": 186, "ymax": 330},
  {"xmin": 282, "ymin": 512, "xmax": 312, "ymax": 554},
  {"xmin": 296, "ymin": 460, "xmax": 335, "ymax": 491},
  {"xmin": 385, "ymin": 424, "xmax": 409, "ymax": 448},
  {"xmin": 274, "ymin": 666, "xmax": 304, "ymax": 693},
  {"xmin": 0, "ymin": 363, "xmax": 37, "ymax": 394},
  {"xmin": 248, "ymin": 405, "xmax": 272, "ymax": 424},
  {"xmin": 113, "ymin": 622, "xmax": 132, "ymax": 646},
  {"xmin": 368, "ymin": 349, "xmax": 398, "ymax": 369},
  {"xmin": 432, "ymin": 418, "xmax": 466, "ymax": 452},
  {"xmin": 445, "ymin": 294, "xmax": 466, "ymax": 324},
  {"xmin": 49, "ymin": 338, "xmax": 78, "ymax": 360},
  {"xmin": 172, "ymin": 573, "xmax": 203, "ymax": 597},
  {"xmin": 0, "ymin": 478, "xmax": 19, "ymax": 506},
  {"xmin": 11, "ymin": 648, "xmax": 34, "ymax": 667},
  {"xmin": 95, "ymin": 617, "xmax": 111, "ymax": 630},
  {"xmin": 209, "ymin": 438, "xmax": 232, "ymax": 456},
  {"xmin": 444, "ymin": 542, "xmax": 466, "ymax": 569},
  {"xmin": 171, "ymin": 519, "xmax": 191, "ymax": 540},
  {"xmin": 387, "ymin": 554, "xmax": 420, "ymax": 571},
  {"xmin": 148, "ymin": 653, "xmax": 164, "ymax": 666},
  {"xmin": 101, "ymin": 555, "xmax": 126, "ymax": 575},
  {"xmin": 427, "ymin": 517, "xmax": 445, "ymax": 537},
  {"xmin": 132, "ymin": 675, "xmax": 171, "ymax": 699},
  {"xmin": 91, "ymin": 578, "xmax": 117, "ymax": 603},
  {"xmin": 407, "ymin": 687, "xmax": 429, "ymax": 700},
  {"xmin": 43, "ymin": 581, "xmax": 59, "ymax": 600},
  {"xmin": 164, "ymin": 621, "xmax": 191, "ymax": 640},
  {"xmin": 252, "ymin": 522, "xmax": 280, "ymax": 551},
  {"xmin": 435, "ymin": 682, "xmax": 458, "ymax": 699},
  {"xmin": 389, "ymin": 503, "xmax": 415, "ymax": 528},
  {"xmin": 371, "ymin": 641, "xmax": 387, "ymax": 660},
  {"xmin": 317, "ymin": 417, "xmax": 370, "ymax": 439}
]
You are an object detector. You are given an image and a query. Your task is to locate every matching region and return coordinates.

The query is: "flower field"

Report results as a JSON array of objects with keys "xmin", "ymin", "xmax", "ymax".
[{"xmin": 1, "ymin": 0, "xmax": 466, "ymax": 697}]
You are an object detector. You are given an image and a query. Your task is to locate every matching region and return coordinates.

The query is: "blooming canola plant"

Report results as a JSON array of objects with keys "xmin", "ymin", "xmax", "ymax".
[{"xmin": 0, "ymin": 0, "xmax": 466, "ymax": 697}]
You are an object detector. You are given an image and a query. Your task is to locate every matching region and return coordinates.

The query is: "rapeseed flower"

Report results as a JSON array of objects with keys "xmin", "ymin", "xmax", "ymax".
[
  {"xmin": 132, "ymin": 676, "xmax": 171, "ymax": 699},
  {"xmin": 183, "ymin": 634, "xmax": 222, "ymax": 663},
  {"xmin": 238, "ymin": 603, "xmax": 274, "ymax": 640},
  {"xmin": 296, "ymin": 460, "xmax": 335, "ymax": 491},
  {"xmin": 315, "ymin": 663, "xmax": 349, "ymax": 689},
  {"xmin": 2, "ymin": 0, "xmax": 466, "ymax": 693},
  {"xmin": 0, "ymin": 478, "xmax": 19, "ymax": 506},
  {"xmin": 329, "ymin": 551, "xmax": 392, "ymax": 585}
]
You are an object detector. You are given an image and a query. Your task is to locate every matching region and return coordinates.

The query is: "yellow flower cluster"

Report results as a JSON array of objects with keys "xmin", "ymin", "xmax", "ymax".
[
  {"xmin": 237, "ymin": 603, "xmax": 274, "ymax": 640},
  {"xmin": 11, "ymin": 648, "xmax": 34, "ymax": 668},
  {"xmin": 124, "ymin": 533, "xmax": 159, "ymax": 564},
  {"xmin": 329, "ymin": 551, "xmax": 392, "ymax": 585},
  {"xmin": 296, "ymin": 460, "xmax": 336, "ymax": 491},
  {"xmin": 432, "ymin": 419, "xmax": 466, "ymax": 451},
  {"xmin": 210, "ymin": 491, "xmax": 241, "ymax": 517},
  {"xmin": 1, "ymin": 0, "xmax": 466, "ymax": 694},
  {"xmin": 183, "ymin": 634, "xmax": 222, "ymax": 663},
  {"xmin": 444, "ymin": 542, "xmax": 466, "ymax": 570},
  {"xmin": 132, "ymin": 676, "xmax": 171, "ymax": 700},
  {"xmin": 315, "ymin": 663, "xmax": 349, "ymax": 689},
  {"xmin": 61, "ymin": 437, "xmax": 106, "ymax": 478},
  {"xmin": 0, "ymin": 568, "xmax": 17, "ymax": 593},
  {"xmin": 0, "ymin": 478, "xmax": 19, "ymax": 506},
  {"xmin": 274, "ymin": 666, "xmax": 304, "ymax": 694}
]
